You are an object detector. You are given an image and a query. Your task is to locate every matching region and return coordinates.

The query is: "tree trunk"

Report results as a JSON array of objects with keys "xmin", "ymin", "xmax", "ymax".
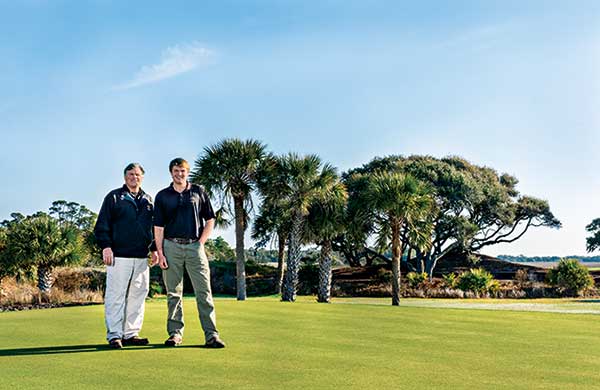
[
  {"xmin": 391, "ymin": 220, "xmax": 402, "ymax": 306},
  {"xmin": 317, "ymin": 240, "xmax": 333, "ymax": 303},
  {"xmin": 234, "ymin": 196, "xmax": 247, "ymax": 301},
  {"xmin": 415, "ymin": 248, "xmax": 424, "ymax": 274},
  {"xmin": 276, "ymin": 232, "xmax": 285, "ymax": 294},
  {"xmin": 282, "ymin": 213, "xmax": 303, "ymax": 302},
  {"xmin": 425, "ymin": 251, "xmax": 433, "ymax": 280},
  {"xmin": 37, "ymin": 265, "xmax": 53, "ymax": 294}
]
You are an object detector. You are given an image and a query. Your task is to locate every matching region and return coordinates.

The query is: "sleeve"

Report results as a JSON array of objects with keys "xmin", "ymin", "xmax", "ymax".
[
  {"xmin": 153, "ymin": 192, "xmax": 166, "ymax": 227},
  {"xmin": 148, "ymin": 195, "xmax": 157, "ymax": 251},
  {"xmin": 94, "ymin": 193, "xmax": 114, "ymax": 250},
  {"xmin": 200, "ymin": 191, "xmax": 216, "ymax": 221}
]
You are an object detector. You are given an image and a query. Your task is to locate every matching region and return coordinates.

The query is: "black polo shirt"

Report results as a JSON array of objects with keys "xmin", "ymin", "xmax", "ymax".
[{"xmin": 154, "ymin": 183, "xmax": 215, "ymax": 240}]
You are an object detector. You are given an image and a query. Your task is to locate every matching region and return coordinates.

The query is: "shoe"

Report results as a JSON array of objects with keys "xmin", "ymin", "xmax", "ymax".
[
  {"xmin": 204, "ymin": 336, "xmax": 226, "ymax": 349},
  {"xmin": 109, "ymin": 338, "xmax": 123, "ymax": 349},
  {"xmin": 164, "ymin": 334, "xmax": 182, "ymax": 347},
  {"xmin": 122, "ymin": 336, "xmax": 149, "ymax": 346}
]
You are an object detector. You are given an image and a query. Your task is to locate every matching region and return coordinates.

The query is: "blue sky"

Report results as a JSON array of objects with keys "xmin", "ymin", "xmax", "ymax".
[{"xmin": 1, "ymin": 0, "xmax": 599, "ymax": 256}]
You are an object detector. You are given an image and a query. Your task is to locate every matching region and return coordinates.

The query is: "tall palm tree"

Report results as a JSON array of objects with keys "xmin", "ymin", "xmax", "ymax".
[
  {"xmin": 258, "ymin": 153, "xmax": 338, "ymax": 302},
  {"xmin": 306, "ymin": 180, "xmax": 347, "ymax": 303},
  {"xmin": 362, "ymin": 171, "xmax": 435, "ymax": 306},
  {"xmin": 192, "ymin": 138, "xmax": 267, "ymax": 301}
]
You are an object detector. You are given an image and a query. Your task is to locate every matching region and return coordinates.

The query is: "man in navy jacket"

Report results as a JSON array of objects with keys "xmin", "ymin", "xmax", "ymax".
[{"xmin": 94, "ymin": 163, "xmax": 158, "ymax": 349}]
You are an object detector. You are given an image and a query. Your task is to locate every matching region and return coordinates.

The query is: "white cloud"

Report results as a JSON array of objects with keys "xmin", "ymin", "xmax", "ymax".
[
  {"xmin": 436, "ymin": 22, "xmax": 516, "ymax": 51},
  {"xmin": 114, "ymin": 42, "xmax": 214, "ymax": 90}
]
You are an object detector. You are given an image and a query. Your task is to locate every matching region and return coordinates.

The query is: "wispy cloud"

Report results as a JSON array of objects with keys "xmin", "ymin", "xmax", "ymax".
[
  {"xmin": 436, "ymin": 22, "xmax": 516, "ymax": 51},
  {"xmin": 114, "ymin": 42, "xmax": 215, "ymax": 90}
]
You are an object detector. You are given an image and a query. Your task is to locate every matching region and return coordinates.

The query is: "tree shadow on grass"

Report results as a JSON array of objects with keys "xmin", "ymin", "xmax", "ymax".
[{"xmin": 0, "ymin": 343, "xmax": 211, "ymax": 356}]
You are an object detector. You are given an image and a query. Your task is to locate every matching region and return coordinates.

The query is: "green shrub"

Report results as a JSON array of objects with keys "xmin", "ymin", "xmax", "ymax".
[
  {"xmin": 488, "ymin": 279, "xmax": 501, "ymax": 295},
  {"xmin": 546, "ymin": 258, "xmax": 594, "ymax": 296},
  {"xmin": 456, "ymin": 268, "xmax": 495, "ymax": 294},
  {"xmin": 246, "ymin": 260, "xmax": 278, "ymax": 276},
  {"xmin": 148, "ymin": 281, "xmax": 163, "ymax": 298},
  {"xmin": 406, "ymin": 272, "xmax": 427, "ymax": 288},
  {"xmin": 442, "ymin": 273, "xmax": 457, "ymax": 288},
  {"xmin": 466, "ymin": 253, "xmax": 480, "ymax": 266},
  {"xmin": 376, "ymin": 268, "xmax": 392, "ymax": 284},
  {"xmin": 298, "ymin": 263, "xmax": 319, "ymax": 295}
]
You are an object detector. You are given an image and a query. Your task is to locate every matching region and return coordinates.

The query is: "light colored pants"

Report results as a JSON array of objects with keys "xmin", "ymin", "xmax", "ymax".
[
  {"xmin": 104, "ymin": 257, "xmax": 149, "ymax": 341},
  {"xmin": 163, "ymin": 240, "xmax": 218, "ymax": 342}
]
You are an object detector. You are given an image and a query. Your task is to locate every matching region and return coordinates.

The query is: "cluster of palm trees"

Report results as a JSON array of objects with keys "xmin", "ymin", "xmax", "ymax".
[{"xmin": 192, "ymin": 138, "xmax": 435, "ymax": 305}]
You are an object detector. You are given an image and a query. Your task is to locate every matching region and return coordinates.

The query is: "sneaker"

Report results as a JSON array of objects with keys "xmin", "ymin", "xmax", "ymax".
[
  {"xmin": 122, "ymin": 336, "xmax": 149, "ymax": 346},
  {"xmin": 204, "ymin": 336, "xmax": 226, "ymax": 349},
  {"xmin": 109, "ymin": 338, "xmax": 123, "ymax": 349},
  {"xmin": 164, "ymin": 334, "xmax": 182, "ymax": 347}
]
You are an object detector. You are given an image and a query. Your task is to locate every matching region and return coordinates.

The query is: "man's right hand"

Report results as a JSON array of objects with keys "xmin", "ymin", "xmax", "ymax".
[
  {"xmin": 158, "ymin": 253, "xmax": 169, "ymax": 270},
  {"xmin": 102, "ymin": 247, "xmax": 114, "ymax": 266},
  {"xmin": 150, "ymin": 251, "xmax": 159, "ymax": 267}
]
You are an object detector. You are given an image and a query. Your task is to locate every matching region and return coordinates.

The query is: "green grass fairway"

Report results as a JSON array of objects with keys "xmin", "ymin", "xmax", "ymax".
[{"xmin": 2, "ymin": 297, "xmax": 600, "ymax": 389}]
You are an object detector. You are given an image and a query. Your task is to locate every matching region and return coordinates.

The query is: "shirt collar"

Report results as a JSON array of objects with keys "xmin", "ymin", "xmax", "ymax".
[
  {"xmin": 121, "ymin": 184, "xmax": 145, "ymax": 197},
  {"xmin": 169, "ymin": 182, "xmax": 190, "ymax": 193}
]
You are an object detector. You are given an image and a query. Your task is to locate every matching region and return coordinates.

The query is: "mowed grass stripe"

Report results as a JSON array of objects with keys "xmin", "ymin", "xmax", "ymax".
[{"xmin": 1, "ymin": 297, "xmax": 600, "ymax": 389}]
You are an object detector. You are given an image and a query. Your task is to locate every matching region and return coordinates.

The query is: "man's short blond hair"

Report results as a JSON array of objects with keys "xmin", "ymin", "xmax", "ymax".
[{"xmin": 169, "ymin": 157, "xmax": 190, "ymax": 172}]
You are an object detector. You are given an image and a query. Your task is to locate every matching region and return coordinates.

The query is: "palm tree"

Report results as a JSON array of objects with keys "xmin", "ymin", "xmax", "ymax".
[
  {"xmin": 362, "ymin": 171, "xmax": 435, "ymax": 306},
  {"xmin": 251, "ymin": 199, "xmax": 290, "ymax": 294},
  {"xmin": 1, "ymin": 213, "xmax": 83, "ymax": 295},
  {"xmin": 254, "ymin": 153, "xmax": 292, "ymax": 295},
  {"xmin": 306, "ymin": 180, "xmax": 347, "ymax": 303},
  {"xmin": 192, "ymin": 138, "xmax": 267, "ymax": 301},
  {"xmin": 258, "ymin": 153, "xmax": 339, "ymax": 302}
]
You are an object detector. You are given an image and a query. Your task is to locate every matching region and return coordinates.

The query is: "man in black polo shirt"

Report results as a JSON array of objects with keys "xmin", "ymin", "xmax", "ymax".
[
  {"xmin": 94, "ymin": 163, "xmax": 158, "ymax": 349},
  {"xmin": 154, "ymin": 157, "xmax": 225, "ymax": 348}
]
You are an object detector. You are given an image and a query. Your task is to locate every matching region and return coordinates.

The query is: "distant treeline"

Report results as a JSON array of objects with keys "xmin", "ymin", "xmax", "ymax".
[{"xmin": 498, "ymin": 255, "xmax": 600, "ymax": 263}]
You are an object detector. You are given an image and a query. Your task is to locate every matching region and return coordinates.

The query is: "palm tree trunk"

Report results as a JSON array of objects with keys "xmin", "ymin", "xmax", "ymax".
[
  {"xmin": 276, "ymin": 232, "xmax": 285, "ymax": 294},
  {"xmin": 37, "ymin": 265, "xmax": 53, "ymax": 294},
  {"xmin": 391, "ymin": 220, "xmax": 402, "ymax": 306},
  {"xmin": 317, "ymin": 240, "xmax": 333, "ymax": 303},
  {"xmin": 234, "ymin": 196, "xmax": 247, "ymax": 301},
  {"xmin": 282, "ymin": 213, "xmax": 303, "ymax": 302}
]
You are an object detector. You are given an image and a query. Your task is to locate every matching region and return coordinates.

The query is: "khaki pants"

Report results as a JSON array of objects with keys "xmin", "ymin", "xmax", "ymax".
[
  {"xmin": 104, "ymin": 257, "xmax": 149, "ymax": 341},
  {"xmin": 163, "ymin": 240, "xmax": 218, "ymax": 342}
]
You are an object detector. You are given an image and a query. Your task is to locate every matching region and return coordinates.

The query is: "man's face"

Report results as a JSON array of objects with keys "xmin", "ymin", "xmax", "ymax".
[
  {"xmin": 124, "ymin": 167, "xmax": 144, "ymax": 190},
  {"xmin": 171, "ymin": 165, "xmax": 189, "ymax": 185}
]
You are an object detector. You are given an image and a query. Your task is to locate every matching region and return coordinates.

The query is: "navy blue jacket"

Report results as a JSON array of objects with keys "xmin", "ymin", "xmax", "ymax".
[{"xmin": 94, "ymin": 185, "xmax": 155, "ymax": 258}]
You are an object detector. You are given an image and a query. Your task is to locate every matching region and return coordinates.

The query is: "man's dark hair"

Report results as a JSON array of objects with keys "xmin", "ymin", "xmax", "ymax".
[
  {"xmin": 169, "ymin": 158, "xmax": 190, "ymax": 172},
  {"xmin": 124, "ymin": 163, "xmax": 145, "ymax": 175}
]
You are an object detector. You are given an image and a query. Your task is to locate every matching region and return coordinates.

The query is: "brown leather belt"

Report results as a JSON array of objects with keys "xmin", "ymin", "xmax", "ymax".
[{"xmin": 166, "ymin": 237, "xmax": 197, "ymax": 245}]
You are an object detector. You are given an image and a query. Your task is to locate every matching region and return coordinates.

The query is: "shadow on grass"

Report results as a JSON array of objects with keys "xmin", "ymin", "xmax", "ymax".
[
  {"xmin": 0, "ymin": 343, "xmax": 213, "ymax": 356},
  {"xmin": 149, "ymin": 294, "xmax": 281, "ymax": 301},
  {"xmin": 575, "ymin": 299, "xmax": 600, "ymax": 303}
]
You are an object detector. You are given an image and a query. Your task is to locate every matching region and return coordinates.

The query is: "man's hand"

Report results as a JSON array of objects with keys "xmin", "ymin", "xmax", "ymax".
[
  {"xmin": 150, "ymin": 251, "xmax": 159, "ymax": 267},
  {"xmin": 102, "ymin": 247, "xmax": 114, "ymax": 266},
  {"xmin": 198, "ymin": 218, "xmax": 215, "ymax": 247},
  {"xmin": 158, "ymin": 253, "xmax": 169, "ymax": 269}
]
